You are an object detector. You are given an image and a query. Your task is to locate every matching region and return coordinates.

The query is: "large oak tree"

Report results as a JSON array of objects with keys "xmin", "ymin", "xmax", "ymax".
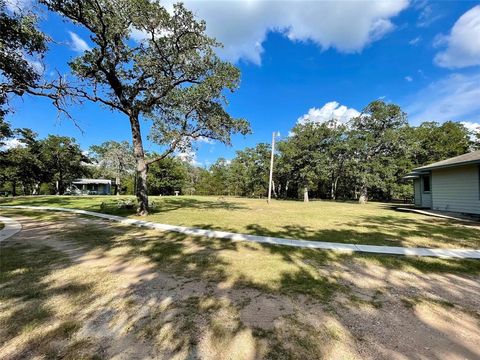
[
  {"xmin": 348, "ymin": 100, "xmax": 409, "ymax": 203},
  {"xmin": 37, "ymin": 0, "xmax": 250, "ymax": 214}
]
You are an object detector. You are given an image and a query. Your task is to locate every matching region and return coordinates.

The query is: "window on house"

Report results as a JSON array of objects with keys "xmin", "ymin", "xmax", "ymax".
[{"xmin": 423, "ymin": 175, "xmax": 430, "ymax": 192}]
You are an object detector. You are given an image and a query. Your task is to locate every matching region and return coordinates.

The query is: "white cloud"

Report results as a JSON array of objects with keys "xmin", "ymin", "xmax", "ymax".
[
  {"xmin": 129, "ymin": 28, "xmax": 148, "ymax": 42},
  {"xmin": 434, "ymin": 5, "xmax": 480, "ymax": 68},
  {"xmin": 406, "ymin": 72, "xmax": 480, "ymax": 125},
  {"xmin": 0, "ymin": 138, "xmax": 24, "ymax": 150},
  {"xmin": 297, "ymin": 101, "xmax": 360, "ymax": 126},
  {"xmin": 416, "ymin": 0, "xmax": 442, "ymax": 28},
  {"xmin": 27, "ymin": 59, "xmax": 44, "ymax": 74},
  {"xmin": 405, "ymin": 76, "xmax": 413, "ymax": 82},
  {"xmin": 197, "ymin": 136, "xmax": 215, "ymax": 145},
  {"xmin": 155, "ymin": 0, "xmax": 409, "ymax": 64},
  {"xmin": 68, "ymin": 31, "xmax": 91, "ymax": 52},
  {"xmin": 461, "ymin": 121, "xmax": 480, "ymax": 132},
  {"xmin": 461, "ymin": 121, "xmax": 480, "ymax": 141},
  {"xmin": 408, "ymin": 36, "xmax": 421, "ymax": 45},
  {"xmin": 176, "ymin": 148, "xmax": 199, "ymax": 165}
]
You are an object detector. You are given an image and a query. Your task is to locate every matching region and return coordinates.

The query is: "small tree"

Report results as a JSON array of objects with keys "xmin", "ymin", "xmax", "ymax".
[
  {"xmin": 147, "ymin": 156, "xmax": 188, "ymax": 196},
  {"xmin": 35, "ymin": 0, "xmax": 250, "ymax": 214},
  {"xmin": 230, "ymin": 144, "xmax": 270, "ymax": 198},
  {"xmin": 90, "ymin": 141, "xmax": 135, "ymax": 195},
  {"xmin": 41, "ymin": 135, "xmax": 89, "ymax": 194}
]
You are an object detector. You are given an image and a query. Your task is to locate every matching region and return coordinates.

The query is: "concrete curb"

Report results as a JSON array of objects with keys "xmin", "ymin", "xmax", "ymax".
[
  {"xmin": 1, "ymin": 205, "xmax": 479, "ymax": 259},
  {"xmin": 0, "ymin": 216, "xmax": 22, "ymax": 243}
]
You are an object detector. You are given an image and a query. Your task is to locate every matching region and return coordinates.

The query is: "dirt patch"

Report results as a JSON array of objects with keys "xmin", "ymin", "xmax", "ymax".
[
  {"xmin": 1, "ymin": 213, "xmax": 480, "ymax": 360},
  {"xmin": 239, "ymin": 293, "xmax": 295, "ymax": 330}
]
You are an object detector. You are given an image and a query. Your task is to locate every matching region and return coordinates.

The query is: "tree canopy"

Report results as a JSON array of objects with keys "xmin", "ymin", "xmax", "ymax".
[
  {"xmin": 33, "ymin": 0, "xmax": 250, "ymax": 214},
  {"xmin": 90, "ymin": 141, "xmax": 135, "ymax": 195},
  {"xmin": 0, "ymin": 132, "xmax": 88, "ymax": 195},
  {"xmin": 0, "ymin": 0, "xmax": 47, "ymax": 120}
]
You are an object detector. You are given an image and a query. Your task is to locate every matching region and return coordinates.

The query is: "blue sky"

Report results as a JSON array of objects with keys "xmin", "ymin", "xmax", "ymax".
[{"xmin": 5, "ymin": 0, "xmax": 480, "ymax": 166}]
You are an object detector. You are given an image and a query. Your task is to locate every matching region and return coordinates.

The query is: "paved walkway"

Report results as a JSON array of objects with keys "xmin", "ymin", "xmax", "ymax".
[
  {"xmin": 0, "ymin": 215, "xmax": 22, "ymax": 243},
  {"xmin": 397, "ymin": 207, "xmax": 479, "ymax": 224},
  {"xmin": 1, "ymin": 205, "xmax": 479, "ymax": 259}
]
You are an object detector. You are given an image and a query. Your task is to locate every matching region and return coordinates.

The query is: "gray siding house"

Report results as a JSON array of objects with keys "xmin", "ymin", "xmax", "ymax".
[
  {"xmin": 71, "ymin": 179, "xmax": 112, "ymax": 195},
  {"xmin": 404, "ymin": 150, "xmax": 480, "ymax": 215}
]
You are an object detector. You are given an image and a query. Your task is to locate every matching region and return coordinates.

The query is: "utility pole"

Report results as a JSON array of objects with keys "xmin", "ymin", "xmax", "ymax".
[{"xmin": 267, "ymin": 131, "xmax": 278, "ymax": 204}]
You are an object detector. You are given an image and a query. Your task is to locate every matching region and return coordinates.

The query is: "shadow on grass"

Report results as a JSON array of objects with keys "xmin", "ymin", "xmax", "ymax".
[
  {"xmin": 239, "ymin": 216, "xmax": 480, "ymax": 248},
  {"xmin": 3, "ymin": 197, "xmax": 478, "ymax": 248},
  {"xmin": 0, "ymin": 243, "xmax": 103, "ymax": 358},
  {"xmin": 2, "ymin": 209, "xmax": 480, "ymax": 359},
  {"xmin": 0, "ymin": 195, "xmax": 248, "ymax": 217}
]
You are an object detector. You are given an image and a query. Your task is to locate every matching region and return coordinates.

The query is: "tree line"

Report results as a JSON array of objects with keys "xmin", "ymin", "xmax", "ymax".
[
  {"xmin": 1, "ymin": 100, "xmax": 478, "ymax": 201},
  {"xmin": 193, "ymin": 101, "xmax": 479, "ymax": 202}
]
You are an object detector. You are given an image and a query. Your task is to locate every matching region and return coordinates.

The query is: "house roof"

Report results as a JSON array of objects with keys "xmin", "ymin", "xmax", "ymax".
[
  {"xmin": 403, "ymin": 173, "xmax": 421, "ymax": 179},
  {"xmin": 413, "ymin": 150, "xmax": 480, "ymax": 171},
  {"xmin": 72, "ymin": 178, "xmax": 111, "ymax": 185}
]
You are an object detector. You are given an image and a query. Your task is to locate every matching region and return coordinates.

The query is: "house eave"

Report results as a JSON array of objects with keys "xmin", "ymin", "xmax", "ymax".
[
  {"xmin": 72, "ymin": 178, "xmax": 112, "ymax": 185},
  {"xmin": 403, "ymin": 170, "xmax": 430, "ymax": 180},
  {"xmin": 413, "ymin": 159, "xmax": 480, "ymax": 172}
]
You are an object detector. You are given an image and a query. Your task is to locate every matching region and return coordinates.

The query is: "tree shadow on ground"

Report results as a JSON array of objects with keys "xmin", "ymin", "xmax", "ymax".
[
  {"xmin": 2, "ymin": 211, "xmax": 480, "ymax": 359},
  {"xmin": 0, "ymin": 242, "xmax": 106, "ymax": 358},
  {"xmin": 0, "ymin": 196, "xmax": 248, "ymax": 216},
  {"xmin": 239, "ymin": 216, "xmax": 480, "ymax": 248},
  {"xmin": 344, "ymin": 215, "xmax": 480, "ymax": 247}
]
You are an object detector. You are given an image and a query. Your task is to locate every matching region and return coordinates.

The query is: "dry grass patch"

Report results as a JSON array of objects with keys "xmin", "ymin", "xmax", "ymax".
[{"xmin": 1, "ymin": 211, "xmax": 480, "ymax": 359}]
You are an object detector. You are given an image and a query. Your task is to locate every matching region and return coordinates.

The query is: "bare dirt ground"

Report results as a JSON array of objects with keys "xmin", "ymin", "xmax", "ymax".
[{"xmin": 1, "ymin": 213, "xmax": 479, "ymax": 360}]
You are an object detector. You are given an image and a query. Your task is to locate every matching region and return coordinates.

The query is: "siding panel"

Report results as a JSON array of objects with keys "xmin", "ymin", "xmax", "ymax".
[
  {"xmin": 421, "ymin": 175, "xmax": 432, "ymax": 208},
  {"xmin": 432, "ymin": 165, "xmax": 480, "ymax": 215},
  {"xmin": 414, "ymin": 179, "xmax": 421, "ymax": 206}
]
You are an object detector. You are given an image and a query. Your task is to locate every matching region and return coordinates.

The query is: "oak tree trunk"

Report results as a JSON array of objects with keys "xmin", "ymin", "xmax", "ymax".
[
  {"xmin": 359, "ymin": 185, "xmax": 368, "ymax": 204},
  {"xmin": 129, "ymin": 115, "xmax": 149, "ymax": 215},
  {"xmin": 331, "ymin": 176, "xmax": 339, "ymax": 200},
  {"xmin": 115, "ymin": 176, "xmax": 120, "ymax": 196},
  {"xmin": 32, "ymin": 182, "xmax": 40, "ymax": 195}
]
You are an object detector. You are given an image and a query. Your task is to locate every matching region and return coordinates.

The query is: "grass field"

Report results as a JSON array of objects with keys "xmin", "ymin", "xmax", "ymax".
[
  {"xmin": 1, "ymin": 209, "xmax": 479, "ymax": 359},
  {"xmin": 1, "ymin": 195, "xmax": 479, "ymax": 248}
]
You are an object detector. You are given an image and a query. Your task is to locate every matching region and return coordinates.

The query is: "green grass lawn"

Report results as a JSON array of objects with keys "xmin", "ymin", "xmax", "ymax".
[{"xmin": 1, "ymin": 195, "xmax": 479, "ymax": 248}]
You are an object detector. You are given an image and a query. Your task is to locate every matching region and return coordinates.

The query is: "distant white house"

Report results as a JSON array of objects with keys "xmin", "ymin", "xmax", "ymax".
[
  {"xmin": 404, "ymin": 151, "xmax": 480, "ymax": 215},
  {"xmin": 70, "ymin": 179, "xmax": 111, "ymax": 195}
]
